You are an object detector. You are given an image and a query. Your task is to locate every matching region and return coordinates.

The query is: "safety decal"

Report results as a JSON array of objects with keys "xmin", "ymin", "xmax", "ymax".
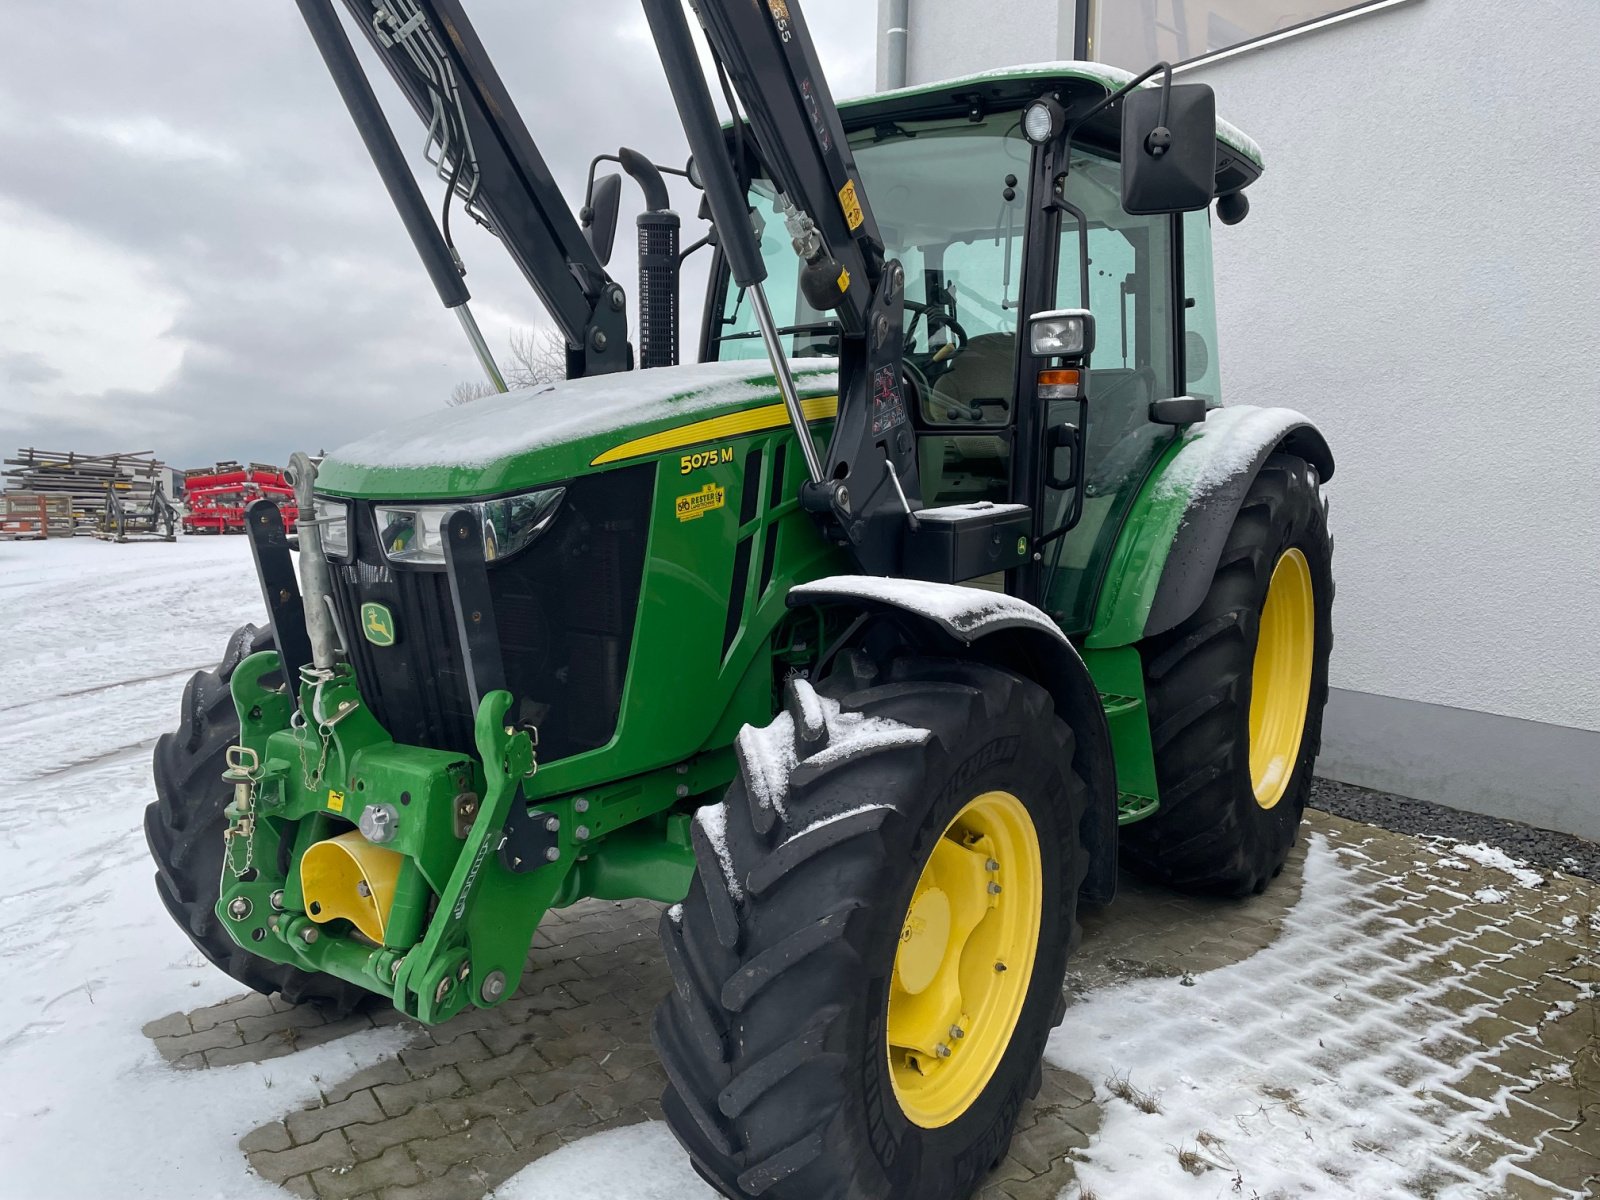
[
  {"xmin": 839, "ymin": 179, "xmax": 864, "ymax": 231},
  {"xmin": 327, "ymin": 789, "xmax": 346, "ymax": 814},
  {"xmin": 675, "ymin": 483, "xmax": 727, "ymax": 522},
  {"xmin": 800, "ymin": 79, "xmax": 832, "ymax": 152},
  {"xmin": 870, "ymin": 364, "xmax": 907, "ymax": 436}
]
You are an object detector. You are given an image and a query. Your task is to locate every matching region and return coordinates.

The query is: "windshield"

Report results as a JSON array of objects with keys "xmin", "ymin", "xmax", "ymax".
[{"xmin": 711, "ymin": 112, "xmax": 1032, "ymax": 363}]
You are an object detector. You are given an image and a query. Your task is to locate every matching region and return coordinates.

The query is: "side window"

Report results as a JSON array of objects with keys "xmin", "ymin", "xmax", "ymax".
[
  {"xmin": 1183, "ymin": 207, "xmax": 1222, "ymax": 404},
  {"xmin": 1085, "ymin": 227, "xmax": 1136, "ymax": 368}
]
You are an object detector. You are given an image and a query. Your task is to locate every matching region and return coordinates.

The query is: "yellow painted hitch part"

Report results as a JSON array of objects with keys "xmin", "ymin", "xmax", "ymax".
[{"xmin": 300, "ymin": 830, "xmax": 405, "ymax": 943}]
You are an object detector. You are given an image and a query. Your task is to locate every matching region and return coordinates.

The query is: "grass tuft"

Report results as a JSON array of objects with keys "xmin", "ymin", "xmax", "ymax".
[{"xmin": 1105, "ymin": 1071, "xmax": 1162, "ymax": 1114}]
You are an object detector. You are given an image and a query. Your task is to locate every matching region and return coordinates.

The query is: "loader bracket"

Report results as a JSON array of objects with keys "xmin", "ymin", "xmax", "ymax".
[{"xmin": 499, "ymin": 803, "xmax": 563, "ymax": 873}]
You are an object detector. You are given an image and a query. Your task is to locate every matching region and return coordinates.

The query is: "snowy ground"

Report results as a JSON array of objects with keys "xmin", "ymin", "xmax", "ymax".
[
  {"xmin": 1047, "ymin": 835, "xmax": 1584, "ymax": 1199},
  {"xmin": 0, "ymin": 538, "xmax": 408, "ymax": 1196},
  {"xmin": 1, "ymin": 537, "xmax": 1590, "ymax": 1200}
]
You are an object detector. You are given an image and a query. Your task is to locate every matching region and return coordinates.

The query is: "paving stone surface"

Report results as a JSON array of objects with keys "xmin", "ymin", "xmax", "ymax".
[{"xmin": 144, "ymin": 810, "xmax": 1599, "ymax": 1199}]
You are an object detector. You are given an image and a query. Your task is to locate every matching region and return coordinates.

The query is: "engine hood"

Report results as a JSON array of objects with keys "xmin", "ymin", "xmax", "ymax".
[{"xmin": 316, "ymin": 358, "xmax": 839, "ymax": 500}]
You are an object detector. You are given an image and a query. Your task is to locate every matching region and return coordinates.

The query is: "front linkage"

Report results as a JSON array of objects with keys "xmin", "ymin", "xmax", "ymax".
[{"xmin": 215, "ymin": 491, "xmax": 704, "ymax": 1023}]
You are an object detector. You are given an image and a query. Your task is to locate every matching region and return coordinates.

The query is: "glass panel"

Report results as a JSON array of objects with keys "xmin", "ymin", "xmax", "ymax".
[
  {"xmin": 1183, "ymin": 207, "xmax": 1222, "ymax": 405},
  {"xmin": 1092, "ymin": 0, "xmax": 1380, "ymax": 70},
  {"xmin": 712, "ymin": 113, "xmax": 1031, "ymax": 441},
  {"xmin": 1042, "ymin": 151, "xmax": 1178, "ymax": 632}
]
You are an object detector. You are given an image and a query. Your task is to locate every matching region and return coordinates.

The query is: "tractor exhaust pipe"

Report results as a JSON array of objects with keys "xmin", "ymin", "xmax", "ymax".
[
  {"xmin": 285, "ymin": 452, "xmax": 339, "ymax": 672},
  {"xmin": 619, "ymin": 149, "xmax": 681, "ymax": 369}
]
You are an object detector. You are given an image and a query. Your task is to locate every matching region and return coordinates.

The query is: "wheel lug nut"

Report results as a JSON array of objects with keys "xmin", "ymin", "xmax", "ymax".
[
  {"xmin": 995, "ymin": 961, "xmax": 1007, "ymax": 972},
  {"xmin": 950, "ymin": 1025, "xmax": 964, "ymax": 1039},
  {"xmin": 935, "ymin": 1043, "xmax": 952, "ymax": 1058},
  {"xmin": 986, "ymin": 858, "xmax": 999, "ymax": 871},
  {"xmin": 988, "ymin": 882, "xmax": 1002, "ymax": 895}
]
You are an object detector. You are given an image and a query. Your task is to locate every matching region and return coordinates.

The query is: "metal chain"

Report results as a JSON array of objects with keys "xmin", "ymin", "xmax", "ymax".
[
  {"xmin": 294, "ymin": 667, "xmax": 339, "ymax": 792},
  {"xmin": 223, "ymin": 746, "xmax": 262, "ymax": 880}
]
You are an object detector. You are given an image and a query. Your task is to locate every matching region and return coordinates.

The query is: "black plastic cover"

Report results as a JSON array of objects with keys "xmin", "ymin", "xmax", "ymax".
[{"xmin": 901, "ymin": 502, "xmax": 1032, "ymax": 583}]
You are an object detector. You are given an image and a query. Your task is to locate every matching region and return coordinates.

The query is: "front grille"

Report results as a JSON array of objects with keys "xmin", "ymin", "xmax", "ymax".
[{"xmin": 328, "ymin": 465, "xmax": 653, "ymax": 761}]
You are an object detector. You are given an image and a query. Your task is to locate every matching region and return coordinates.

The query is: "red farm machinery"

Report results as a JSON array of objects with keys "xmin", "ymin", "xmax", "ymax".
[{"xmin": 182, "ymin": 463, "xmax": 299, "ymax": 535}]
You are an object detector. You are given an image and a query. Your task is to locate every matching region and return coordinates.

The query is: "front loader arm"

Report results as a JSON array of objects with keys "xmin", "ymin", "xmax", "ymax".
[
  {"xmin": 642, "ymin": 0, "xmax": 920, "ymax": 574},
  {"xmin": 293, "ymin": 0, "xmax": 628, "ymax": 377}
]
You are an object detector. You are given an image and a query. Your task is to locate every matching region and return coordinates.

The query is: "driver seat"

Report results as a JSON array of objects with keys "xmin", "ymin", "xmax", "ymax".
[
  {"xmin": 919, "ymin": 332, "xmax": 1015, "ymax": 506},
  {"xmin": 927, "ymin": 332, "xmax": 1016, "ymax": 422}
]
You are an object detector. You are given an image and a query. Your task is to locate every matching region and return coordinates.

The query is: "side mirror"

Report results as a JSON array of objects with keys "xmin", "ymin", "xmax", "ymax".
[
  {"xmin": 1121, "ymin": 82, "xmax": 1218, "ymax": 215},
  {"xmin": 1149, "ymin": 395, "xmax": 1207, "ymax": 426},
  {"xmin": 581, "ymin": 172, "xmax": 623, "ymax": 266}
]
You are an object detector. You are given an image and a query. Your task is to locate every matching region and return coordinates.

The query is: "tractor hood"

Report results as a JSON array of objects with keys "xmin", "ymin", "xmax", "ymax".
[{"xmin": 316, "ymin": 359, "xmax": 840, "ymax": 500}]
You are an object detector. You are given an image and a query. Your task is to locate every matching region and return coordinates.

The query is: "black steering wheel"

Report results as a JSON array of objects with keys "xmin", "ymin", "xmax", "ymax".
[{"xmin": 904, "ymin": 300, "xmax": 969, "ymax": 356}]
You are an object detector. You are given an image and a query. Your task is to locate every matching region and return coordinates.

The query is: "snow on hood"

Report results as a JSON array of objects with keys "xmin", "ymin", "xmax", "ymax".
[{"xmin": 325, "ymin": 358, "xmax": 839, "ymax": 472}]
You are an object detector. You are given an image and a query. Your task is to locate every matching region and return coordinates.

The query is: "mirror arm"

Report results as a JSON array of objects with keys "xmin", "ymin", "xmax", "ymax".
[{"xmin": 1062, "ymin": 61, "xmax": 1173, "ymax": 148}]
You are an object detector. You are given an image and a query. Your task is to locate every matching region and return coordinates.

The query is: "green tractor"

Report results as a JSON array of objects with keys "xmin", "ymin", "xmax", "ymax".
[{"xmin": 145, "ymin": 2, "xmax": 1333, "ymax": 1195}]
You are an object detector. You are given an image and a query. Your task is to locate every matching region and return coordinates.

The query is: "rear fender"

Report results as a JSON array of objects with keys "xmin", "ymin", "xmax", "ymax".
[
  {"xmin": 788, "ymin": 577, "xmax": 1118, "ymax": 907},
  {"xmin": 1087, "ymin": 406, "xmax": 1333, "ymax": 649}
]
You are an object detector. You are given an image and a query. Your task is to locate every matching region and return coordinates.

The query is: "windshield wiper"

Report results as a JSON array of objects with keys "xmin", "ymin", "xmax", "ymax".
[{"xmin": 713, "ymin": 320, "xmax": 842, "ymax": 344}]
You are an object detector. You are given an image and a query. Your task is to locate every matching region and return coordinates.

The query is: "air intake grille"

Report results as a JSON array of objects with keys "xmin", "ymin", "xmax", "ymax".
[{"xmin": 328, "ymin": 465, "xmax": 653, "ymax": 762}]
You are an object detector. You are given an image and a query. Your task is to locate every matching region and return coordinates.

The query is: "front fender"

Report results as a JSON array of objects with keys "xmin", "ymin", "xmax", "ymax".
[
  {"xmin": 787, "ymin": 576, "xmax": 1119, "ymax": 906},
  {"xmin": 1087, "ymin": 406, "xmax": 1333, "ymax": 648}
]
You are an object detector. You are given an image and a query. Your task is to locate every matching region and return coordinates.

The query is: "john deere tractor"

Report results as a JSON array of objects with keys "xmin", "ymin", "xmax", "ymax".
[{"xmin": 145, "ymin": 1, "xmax": 1333, "ymax": 1195}]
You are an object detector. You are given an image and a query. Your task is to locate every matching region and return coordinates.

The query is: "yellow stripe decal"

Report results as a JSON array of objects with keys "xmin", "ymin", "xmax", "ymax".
[{"xmin": 590, "ymin": 395, "xmax": 839, "ymax": 466}]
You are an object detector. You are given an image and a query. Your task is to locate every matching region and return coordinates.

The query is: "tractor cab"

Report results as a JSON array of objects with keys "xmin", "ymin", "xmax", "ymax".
[{"xmin": 707, "ymin": 64, "xmax": 1263, "ymax": 630}]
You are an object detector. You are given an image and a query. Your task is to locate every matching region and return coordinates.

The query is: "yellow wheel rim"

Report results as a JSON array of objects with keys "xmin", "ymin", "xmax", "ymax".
[
  {"xmin": 886, "ymin": 790, "xmax": 1042, "ymax": 1128},
  {"xmin": 1248, "ymin": 547, "xmax": 1315, "ymax": 810}
]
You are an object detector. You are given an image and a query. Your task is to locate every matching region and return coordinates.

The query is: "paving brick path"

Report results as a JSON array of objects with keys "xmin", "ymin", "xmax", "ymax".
[{"xmin": 144, "ymin": 811, "xmax": 1599, "ymax": 1199}]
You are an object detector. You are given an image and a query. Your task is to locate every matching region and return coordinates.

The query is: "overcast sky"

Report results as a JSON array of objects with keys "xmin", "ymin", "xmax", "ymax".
[{"xmin": 0, "ymin": 0, "xmax": 872, "ymax": 468}]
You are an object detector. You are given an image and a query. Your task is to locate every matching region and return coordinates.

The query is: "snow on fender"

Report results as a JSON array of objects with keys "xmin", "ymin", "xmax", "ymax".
[{"xmin": 787, "ymin": 574, "xmax": 1069, "ymax": 646}]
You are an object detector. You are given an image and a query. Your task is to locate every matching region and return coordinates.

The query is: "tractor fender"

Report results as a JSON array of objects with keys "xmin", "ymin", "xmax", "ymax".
[
  {"xmin": 1087, "ymin": 405, "xmax": 1334, "ymax": 649},
  {"xmin": 788, "ymin": 576, "xmax": 1119, "ymax": 906}
]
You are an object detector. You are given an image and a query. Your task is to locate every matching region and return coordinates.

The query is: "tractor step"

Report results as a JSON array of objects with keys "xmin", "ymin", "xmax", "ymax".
[{"xmin": 1116, "ymin": 791, "xmax": 1159, "ymax": 823}]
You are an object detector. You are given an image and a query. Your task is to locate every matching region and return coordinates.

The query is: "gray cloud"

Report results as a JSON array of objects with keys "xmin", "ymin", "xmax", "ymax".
[{"xmin": 0, "ymin": 0, "xmax": 870, "ymax": 467}]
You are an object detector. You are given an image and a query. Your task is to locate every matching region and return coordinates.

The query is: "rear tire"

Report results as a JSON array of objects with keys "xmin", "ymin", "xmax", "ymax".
[
  {"xmin": 1121, "ymin": 453, "xmax": 1334, "ymax": 897},
  {"xmin": 145, "ymin": 623, "xmax": 365, "ymax": 1010},
  {"xmin": 653, "ymin": 656, "xmax": 1089, "ymax": 1199}
]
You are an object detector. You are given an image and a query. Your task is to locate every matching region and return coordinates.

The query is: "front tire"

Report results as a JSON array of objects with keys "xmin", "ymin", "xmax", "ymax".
[
  {"xmin": 653, "ymin": 657, "xmax": 1089, "ymax": 1199},
  {"xmin": 1122, "ymin": 452, "xmax": 1334, "ymax": 896},
  {"xmin": 145, "ymin": 623, "xmax": 365, "ymax": 1009}
]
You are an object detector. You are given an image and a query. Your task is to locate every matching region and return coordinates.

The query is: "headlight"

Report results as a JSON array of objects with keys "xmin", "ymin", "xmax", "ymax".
[
  {"xmin": 1022, "ymin": 97, "xmax": 1064, "ymax": 145},
  {"xmin": 312, "ymin": 497, "xmax": 350, "ymax": 559},
  {"xmin": 375, "ymin": 487, "xmax": 566, "ymax": 566},
  {"xmin": 1028, "ymin": 308, "xmax": 1096, "ymax": 358}
]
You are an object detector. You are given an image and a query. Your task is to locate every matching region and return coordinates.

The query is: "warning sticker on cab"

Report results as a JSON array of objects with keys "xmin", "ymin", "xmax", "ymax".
[
  {"xmin": 675, "ymin": 484, "xmax": 726, "ymax": 522},
  {"xmin": 327, "ymin": 789, "xmax": 346, "ymax": 814},
  {"xmin": 838, "ymin": 179, "xmax": 864, "ymax": 231}
]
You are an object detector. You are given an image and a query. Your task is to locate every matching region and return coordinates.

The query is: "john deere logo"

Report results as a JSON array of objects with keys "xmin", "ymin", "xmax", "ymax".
[
  {"xmin": 675, "ymin": 483, "xmax": 726, "ymax": 522},
  {"xmin": 361, "ymin": 602, "xmax": 396, "ymax": 646}
]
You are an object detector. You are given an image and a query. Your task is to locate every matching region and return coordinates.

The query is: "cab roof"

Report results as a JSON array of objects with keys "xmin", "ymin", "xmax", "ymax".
[{"xmin": 838, "ymin": 60, "xmax": 1263, "ymax": 195}]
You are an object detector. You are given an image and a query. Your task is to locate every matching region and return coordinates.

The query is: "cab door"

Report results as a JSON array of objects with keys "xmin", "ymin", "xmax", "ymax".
[{"xmin": 1032, "ymin": 151, "xmax": 1184, "ymax": 633}]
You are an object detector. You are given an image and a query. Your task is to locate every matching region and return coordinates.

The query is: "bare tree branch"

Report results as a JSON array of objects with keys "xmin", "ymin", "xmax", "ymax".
[
  {"xmin": 447, "ymin": 327, "xmax": 567, "ymax": 405},
  {"xmin": 448, "ymin": 378, "xmax": 498, "ymax": 407}
]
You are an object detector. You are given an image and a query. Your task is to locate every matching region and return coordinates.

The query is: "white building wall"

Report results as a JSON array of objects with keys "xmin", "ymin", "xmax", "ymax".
[
  {"xmin": 886, "ymin": 1, "xmax": 1600, "ymax": 836},
  {"xmin": 875, "ymin": 0, "xmax": 1071, "ymax": 90}
]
